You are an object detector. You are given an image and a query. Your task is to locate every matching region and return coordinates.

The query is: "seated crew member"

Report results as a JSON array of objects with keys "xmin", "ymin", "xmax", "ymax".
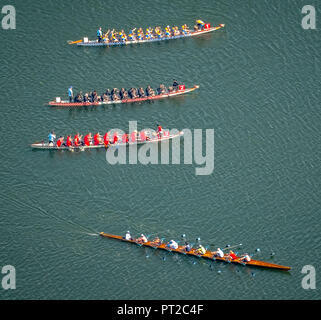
[
  {"xmin": 66, "ymin": 135, "xmax": 73, "ymax": 147},
  {"xmin": 97, "ymin": 27, "xmax": 103, "ymax": 42},
  {"xmin": 242, "ymin": 254, "xmax": 251, "ymax": 262},
  {"xmin": 112, "ymin": 132, "xmax": 119, "ymax": 144},
  {"xmin": 157, "ymin": 124, "xmax": 163, "ymax": 138},
  {"xmin": 229, "ymin": 250, "xmax": 238, "ymax": 260},
  {"xmin": 103, "ymin": 132, "xmax": 110, "ymax": 146},
  {"xmin": 124, "ymin": 231, "xmax": 132, "ymax": 241},
  {"xmin": 122, "ymin": 133, "xmax": 129, "ymax": 144},
  {"xmin": 196, "ymin": 19, "xmax": 205, "ymax": 30},
  {"xmin": 83, "ymin": 133, "xmax": 92, "ymax": 146},
  {"xmin": 197, "ymin": 245, "xmax": 206, "ymax": 255},
  {"xmin": 48, "ymin": 131, "xmax": 56, "ymax": 146},
  {"xmin": 215, "ymin": 248, "xmax": 224, "ymax": 258},
  {"xmin": 136, "ymin": 234, "xmax": 148, "ymax": 244},
  {"xmin": 56, "ymin": 136, "xmax": 64, "ymax": 148},
  {"xmin": 93, "ymin": 132, "xmax": 102, "ymax": 145},
  {"xmin": 130, "ymin": 130, "xmax": 138, "ymax": 143},
  {"xmin": 140, "ymin": 130, "xmax": 146, "ymax": 142},
  {"xmin": 74, "ymin": 133, "xmax": 82, "ymax": 147},
  {"xmin": 151, "ymin": 237, "xmax": 161, "ymax": 245},
  {"xmin": 167, "ymin": 240, "xmax": 179, "ymax": 250},
  {"xmin": 184, "ymin": 242, "xmax": 192, "ymax": 252},
  {"xmin": 172, "ymin": 80, "xmax": 179, "ymax": 89}
]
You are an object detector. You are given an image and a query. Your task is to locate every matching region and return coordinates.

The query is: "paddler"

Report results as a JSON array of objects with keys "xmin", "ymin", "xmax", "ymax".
[
  {"xmin": 66, "ymin": 135, "xmax": 73, "ymax": 147},
  {"xmin": 84, "ymin": 133, "xmax": 92, "ymax": 146},
  {"xmin": 56, "ymin": 136, "xmax": 64, "ymax": 148},
  {"xmin": 157, "ymin": 124, "xmax": 163, "ymax": 138},
  {"xmin": 74, "ymin": 133, "xmax": 82, "ymax": 147},
  {"xmin": 184, "ymin": 242, "xmax": 192, "ymax": 252},
  {"xmin": 128, "ymin": 28, "xmax": 136, "ymax": 40},
  {"xmin": 103, "ymin": 132, "xmax": 110, "ymax": 146},
  {"xmin": 48, "ymin": 131, "xmax": 56, "ymax": 146},
  {"xmin": 196, "ymin": 19, "xmax": 205, "ymax": 30},
  {"xmin": 122, "ymin": 133, "xmax": 129, "ymax": 144},
  {"xmin": 93, "ymin": 132, "xmax": 102, "ymax": 145},
  {"xmin": 68, "ymin": 86, "xmax": 73, "ymax": 103},
  {"xmin": 97, "ymin": 27, "xmax": 103, "ymax": 42},
  {"xmin": 130, "ymin": 130, "xmax": 138, "ymax": 143},
  {"xmin": 140, "ymin": 130, "xmax": 146, "ymax": 142},
  {"xmin": 196, "ymin": 244, "xmax": 206, "ymax": 255},
  {"xmin": 112, "ymin": 131, "xmax": 119, "ymax": 144}
]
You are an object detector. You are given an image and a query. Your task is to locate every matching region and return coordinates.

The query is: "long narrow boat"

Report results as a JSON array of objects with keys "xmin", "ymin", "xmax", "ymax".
[
  {"xmin": 31, "ymin": 130, "xmax": 183, "ymax": 150},
  {"xmin": 48, "ymin": 85, "xmax": 199, "ymax": 107},
  {"xmin": 71, "ymin": 23, "xmax": 225, "ymax": 47},
  {"xmin": 100, "ymin": 232, "xmax": 291, "ymax": 271}
]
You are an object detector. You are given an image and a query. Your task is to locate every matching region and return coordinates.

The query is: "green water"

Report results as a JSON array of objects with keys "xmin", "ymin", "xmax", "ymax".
[{"xmin": 0, "ymin": 0, "xmax": 320, "ymax": 300}]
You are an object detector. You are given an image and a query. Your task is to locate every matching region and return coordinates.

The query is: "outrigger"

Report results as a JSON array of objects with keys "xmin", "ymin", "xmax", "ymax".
[
  {"xmin": 99, "ymin": 232, "xmax": 291, "ymax": 271},
  {"xmin": 68, "ymin": 20, "xmax": 225, "ymax": 47}
]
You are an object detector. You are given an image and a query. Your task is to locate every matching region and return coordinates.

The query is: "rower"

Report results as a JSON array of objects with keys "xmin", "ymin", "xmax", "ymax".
[
  {"xmin": 137, "ymin": 234, "xmax": 148, "ymax": 244},
  {"xmin": 140, "ymin": 130, "xmax": 146, "ymax": 142},
  {"xmin": 184, "ymin": 242, "xmax": 192, "ymax": 252},
  {"xmin": 48, "ymin": 131, "xmax": 56, "ymax": 146},
  {"xmin": 242, "ymin": 254, "xmax": 251, "ymax": 262},
  {"xmin": 66, "ymin": 135, "xmax": 73, "ymax": 147},
  {"xmin": 56, "ymin": 136, "xmax": 64, "ymax": 148},
  {"xmin": 68, "ymin": 86, "xmax": 73, "ymax": 103},
  {"xmin": 229, "ymin": 250, "xmax": 238, "ymax": 260},
  {"xmin": 215, "ymin": 248, "xmax": 224, "ymax": 258},
  {"xmin": 124, "ymin": 231, "xmax": 132, "ymax": 241},
  {"xmin": 84, "ymin": 133, "xmax": 92, "ymax": 146},
  {"xmin": 197, "ymin": 244, "xmax": 206, "ymax": 255},
  {"xmin": 167, "ymin": 240, "xmax": 179, "ymax": 250},
  {"xmin": 97, "ymin": 27, "xmax": 103, "ymax": 42}
]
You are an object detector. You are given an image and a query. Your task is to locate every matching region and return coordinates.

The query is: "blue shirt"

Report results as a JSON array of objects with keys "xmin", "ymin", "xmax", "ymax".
[{"xmin": 68, "ymin": 88, "xmax": 73, "ymax": 97}]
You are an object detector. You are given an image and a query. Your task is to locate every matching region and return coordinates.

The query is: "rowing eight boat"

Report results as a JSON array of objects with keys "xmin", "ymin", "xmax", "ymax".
[
  {"xmin": 71, "ymin": 24, "xmax": 225, "ymax": 47},
  {"xmin": 48, "ymin": 85, "xmax": 199, "ymax": 107},
  {"xmin": 31, "ymin": 131, "xmax": 183, "ymax": 150},
  {"xmin": 99, "ymin": 232, "xmax": 291, "ymax": 271}
]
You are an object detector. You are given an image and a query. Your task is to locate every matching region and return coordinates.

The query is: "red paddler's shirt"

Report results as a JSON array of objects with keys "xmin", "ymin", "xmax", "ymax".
[
  {"xmin": 66, "ymin": 136, "xmax": 72, "ymax": 147},
  {"xmin": 113, "ymin": 134, "xmax": 118, "ymax": 144},
  {"xmin": 122, "ymin": 134, "xmax": 129, "ymax": 143},
  {"xmin": 131, "ymin": 132, "xmax": 137, "ymax": 142},
  {"xmin": 94, "ymin": 133, "xmax": 100, "ymax": 145},
  {"xmin": 56, "ymin": 138, "xmax": 64, "ymax": 147},
  {"xmin": 103, "ymin": 133, "xmax": 109, "ymax": 145},
  {"xmin": 74, "ymin": 135, "xmax": 80, "ymax": 146},
  {"xmin": 140, "ymin": 131, "xmax": 146, "ymax": 141},
  {"xmin": 84, "ymin": 134, "xmax": 91, "ymax": 146}
]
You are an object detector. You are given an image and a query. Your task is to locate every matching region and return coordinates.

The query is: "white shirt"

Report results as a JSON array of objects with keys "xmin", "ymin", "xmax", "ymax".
[
  {"xmin": 125, "ymin": 233, "xmax": 131, "ymax": 240},
  {"xmin": 169, "ymin": 241, "xmax": 178, "ymax": 249},
  {"xmin": 243, "ymin": 254, "xmax": 251, "ymax": 262},
  {"xmin": 217, "ymin": 248, "xmax": 224, "ymax": 258},
  {"xmin": 141, "ymin": 235, "xmax": 148, "ymax": 243}
]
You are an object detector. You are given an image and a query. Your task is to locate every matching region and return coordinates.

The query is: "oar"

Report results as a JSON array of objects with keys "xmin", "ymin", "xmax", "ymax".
[
  {"xmin": 68, "ymin": 39, "xmax": 82, "ymax": 45},
  {"xmin": 222, "ymin": 243, "xmax": 242, "ymax": 251}
]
